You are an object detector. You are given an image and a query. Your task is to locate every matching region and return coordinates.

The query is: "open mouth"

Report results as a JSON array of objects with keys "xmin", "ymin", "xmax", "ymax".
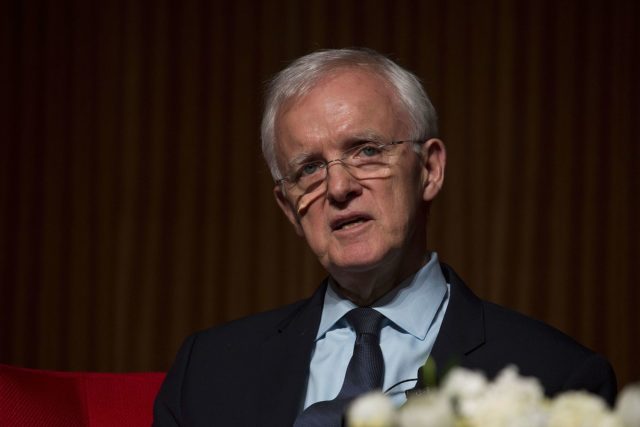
[{"xmin": 331, "ymin": 216, "xmax": 371, "ymax": 231}]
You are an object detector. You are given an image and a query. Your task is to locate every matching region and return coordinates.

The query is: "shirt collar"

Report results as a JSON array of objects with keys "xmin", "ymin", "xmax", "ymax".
[{"xmin": 316, "ymin": 253, "xmax": 448, "ymax": 341}]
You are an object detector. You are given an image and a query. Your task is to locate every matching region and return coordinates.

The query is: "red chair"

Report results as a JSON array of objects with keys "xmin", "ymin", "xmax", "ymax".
[{"xmin": 0, "ymin": 364, "xmax": 165, "ymax": 427}]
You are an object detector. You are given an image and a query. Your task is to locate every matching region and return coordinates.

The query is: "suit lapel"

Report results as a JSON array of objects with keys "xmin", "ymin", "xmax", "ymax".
[
  {"xmin": 254, "ymin": 281, "xmax": 327, "ymax": 427},
  {"xmin": 252, "ymin": 265, "xmax": 485, "ymax": 421},
  {"xmin": 430, "ymin": 264, "xmax": 486, "ymax": 381}
]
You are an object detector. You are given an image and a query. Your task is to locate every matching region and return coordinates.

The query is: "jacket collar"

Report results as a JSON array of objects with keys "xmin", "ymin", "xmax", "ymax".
[
  {"xmin": 428, "ymin": 264, "xmax": 486, "ymax": 382},
  {"xmin": 255, "ymin": 280, "xmax": 328, "ymax": 426},
  {"xmin": 254, "ymin": 263, "xmax": 487, "ymax": 423}
]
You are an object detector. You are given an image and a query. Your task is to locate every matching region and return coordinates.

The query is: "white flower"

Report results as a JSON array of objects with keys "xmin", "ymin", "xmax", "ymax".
[
  {"xmin": 465, "ymin": 394, "xmax": 548, "ymax": 427},
  {"xmin": 440, "ymin": 367, "xmax": 488, "ymax": 417},
  {"xmin": 348, "ymin": 365, "xmax": 635, "ymax": 427},
  {"xmin": 616, "ymin": 383, "xmax": 640, "ymax": 427},
  {"xmin": 489, "ymin": 365, "xmax": 545, "ymax": 406},
  {"xmin": 461, "ymin": 366, "xmax": 547, "ymax": 427},
  {"xmin": 347, "ymin": 391, "xmax": 396, "ymax": 427},
  {"xmin": 441, "ymin": 367, "xmax": 488, "ymax": 399},
  {"xmin": 398, "ymin": 393, "xmax": 455, "ymax": 427},
  {"xmin": 548, "ymin": 391, "xmax": 623, "ymax": 427}
]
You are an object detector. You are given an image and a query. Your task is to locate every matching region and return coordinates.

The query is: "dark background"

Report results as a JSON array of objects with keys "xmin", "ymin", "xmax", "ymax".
[{"xmin": 1, "ymin": 0, "xmax": 638, "ymax": 388}]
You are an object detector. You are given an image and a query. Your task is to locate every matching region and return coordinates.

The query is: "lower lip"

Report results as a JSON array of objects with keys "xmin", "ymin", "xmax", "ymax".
[{"xmin": 333, "ymin": 219, "xmax": 372, "ymax": 236}]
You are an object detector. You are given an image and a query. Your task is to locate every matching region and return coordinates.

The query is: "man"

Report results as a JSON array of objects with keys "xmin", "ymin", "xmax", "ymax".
[{"xmin": 153, "ymin": 48, "xmax": 616, "ymax": 426}]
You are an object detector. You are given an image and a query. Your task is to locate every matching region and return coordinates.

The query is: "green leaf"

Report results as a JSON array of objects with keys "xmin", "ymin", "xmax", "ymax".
[{"xmin": 421, "ymin": 356, "xmax": 438, "ymax": 389}]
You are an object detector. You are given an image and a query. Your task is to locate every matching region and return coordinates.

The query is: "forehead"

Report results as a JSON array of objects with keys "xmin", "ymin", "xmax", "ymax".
[{"xmin": 274, "ymin": 69, "xmax": 407, "ymax": 161}]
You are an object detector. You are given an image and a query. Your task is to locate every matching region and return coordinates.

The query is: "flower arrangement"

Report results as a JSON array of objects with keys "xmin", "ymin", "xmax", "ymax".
[{"xmin": 347, "ymin": 365, "xmax": 640, "ymax": 427}]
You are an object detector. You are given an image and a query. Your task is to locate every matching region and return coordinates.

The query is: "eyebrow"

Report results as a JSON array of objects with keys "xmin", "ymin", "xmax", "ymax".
[
  {"xmin": 346, "ymin": 130, "xmax": 386, "ymax": 145},
  {"xmin": 287, "ymin": 151, "xmax": 319, "ymax": 168},
  {"xmin": 286, "ymin": 130, "xmax": 388, "ymax": 167}
]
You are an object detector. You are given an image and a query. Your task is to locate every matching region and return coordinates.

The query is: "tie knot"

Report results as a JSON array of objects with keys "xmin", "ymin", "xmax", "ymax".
[{"xmin": 345, "ymin": 307, "xmax": 385, "ymax": 336}]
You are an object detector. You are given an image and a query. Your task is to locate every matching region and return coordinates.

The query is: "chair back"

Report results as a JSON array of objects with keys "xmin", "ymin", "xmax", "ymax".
[{"xmin": 0, "ymin": 364, "xmax": 165, "ymax": 427}]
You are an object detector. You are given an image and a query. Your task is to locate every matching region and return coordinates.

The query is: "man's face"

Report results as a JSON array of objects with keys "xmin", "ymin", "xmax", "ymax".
[{"xmin": 273, "ymin": 69, "xmax": 442, "ymax": 285}]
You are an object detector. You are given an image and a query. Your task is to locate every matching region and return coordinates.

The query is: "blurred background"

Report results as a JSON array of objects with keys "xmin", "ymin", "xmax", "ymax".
[{"xmin": 1, "ymin": 0, "xmax": 638, "ymax": 388}]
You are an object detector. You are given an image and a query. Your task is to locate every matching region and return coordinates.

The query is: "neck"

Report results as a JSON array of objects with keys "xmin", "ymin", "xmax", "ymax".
[{"xmin": 330, "ymin": 246, "xmax": 429, "ymax": 306}]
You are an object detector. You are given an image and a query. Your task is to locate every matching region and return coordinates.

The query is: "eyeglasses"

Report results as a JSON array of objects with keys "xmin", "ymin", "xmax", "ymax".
[{"xmin": 277, "ymin": 140, "xmax": 422, "ymax": 199}]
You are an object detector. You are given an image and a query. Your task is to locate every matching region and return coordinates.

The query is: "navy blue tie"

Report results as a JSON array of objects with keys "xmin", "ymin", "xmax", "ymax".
[{"xmin": 294, "ymin": 308, "xmax": 386, "ymax": 427}]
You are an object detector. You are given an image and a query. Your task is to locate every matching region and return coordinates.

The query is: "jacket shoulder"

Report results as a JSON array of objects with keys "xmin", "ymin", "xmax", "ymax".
[
  {"xmin": 480, "ymin": 300, "xmax": 591, "ymax": 356},
  {"xmin": 479, "ymin": 300, "xmax": 616, "ymax": 403},
  {"xmin": 439, "ymin": 263, "xmax": 616, "ymax": 404},
  {"xmin": 194, "ymin": 298, "xmax": 309, "ymax": 345},
  {"xmin": 154, "ymin": 295, "xmax": 319, "ymax": 426}
]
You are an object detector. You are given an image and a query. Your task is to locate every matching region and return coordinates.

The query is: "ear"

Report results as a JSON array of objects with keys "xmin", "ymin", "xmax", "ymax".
[
  {"xmin": 419, "ymin": 138, "xmax": 446, "ymax": 202},
  {"xmin": 274, "ymin": 184, "xmax": 305, "ymax": 236}
]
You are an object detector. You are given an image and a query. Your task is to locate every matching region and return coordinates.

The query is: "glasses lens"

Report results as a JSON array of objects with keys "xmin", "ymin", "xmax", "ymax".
[
  {"xmin": 297, "ymin": 169, "xmax": 326, "ymax": 195},
  {"xmin": 289, "ymin": 142, "xmax": 406, "ymax": 196}
]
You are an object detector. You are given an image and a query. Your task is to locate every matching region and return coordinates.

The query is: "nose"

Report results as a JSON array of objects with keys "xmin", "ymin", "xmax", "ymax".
[{"xmin": 325, "ymin": 161, "xmax": 362, "ymax": 204}]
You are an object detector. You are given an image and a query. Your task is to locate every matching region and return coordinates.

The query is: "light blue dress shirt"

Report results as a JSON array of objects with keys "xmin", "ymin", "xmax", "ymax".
[{"xmin": 302, "ymin": 252, "xmax": 450, "ymax": 409}]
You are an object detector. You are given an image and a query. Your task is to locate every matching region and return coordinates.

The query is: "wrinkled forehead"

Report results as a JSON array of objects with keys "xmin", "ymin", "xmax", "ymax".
[
  {"xmin": 273, "ymin": 69, "xmax": 410, "ymax": 157},
  {"xmin": 277, "ymin": 66, "xmax": 396, "ymax": 116}
]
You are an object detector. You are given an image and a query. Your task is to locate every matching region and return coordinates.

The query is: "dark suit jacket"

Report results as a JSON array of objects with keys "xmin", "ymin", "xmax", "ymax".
[{"xmin": 153, "ymin": 264, "xmax": 617, "ymax": 426}]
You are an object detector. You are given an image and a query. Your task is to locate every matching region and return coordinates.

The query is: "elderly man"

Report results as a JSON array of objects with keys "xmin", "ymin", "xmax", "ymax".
[{"xmin": 153, "ymin": 48, "xmax": 616, "ymax": 426}]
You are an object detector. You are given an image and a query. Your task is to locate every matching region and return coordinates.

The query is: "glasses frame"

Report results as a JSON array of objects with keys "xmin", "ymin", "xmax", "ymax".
[{"xmin": 275, "ymin": 139, "xmax": 424, "ymax": 192}]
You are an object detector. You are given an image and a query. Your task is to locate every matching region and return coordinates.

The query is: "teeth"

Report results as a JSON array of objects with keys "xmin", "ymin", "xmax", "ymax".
[{"xmin": 340, "ymin": 219, "xmax": 365, "ymax": 230}]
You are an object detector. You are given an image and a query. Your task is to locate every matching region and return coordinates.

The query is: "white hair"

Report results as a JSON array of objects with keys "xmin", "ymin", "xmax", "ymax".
[{"xmin": 261, "ymin": 48, "xmax": 439, "ymax": 180}]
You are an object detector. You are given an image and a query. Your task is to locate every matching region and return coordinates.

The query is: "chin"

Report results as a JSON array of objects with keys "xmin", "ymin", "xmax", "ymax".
[{"xmin": 324, "ymin": 246, "xmax": 390, "ymax": 274}]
